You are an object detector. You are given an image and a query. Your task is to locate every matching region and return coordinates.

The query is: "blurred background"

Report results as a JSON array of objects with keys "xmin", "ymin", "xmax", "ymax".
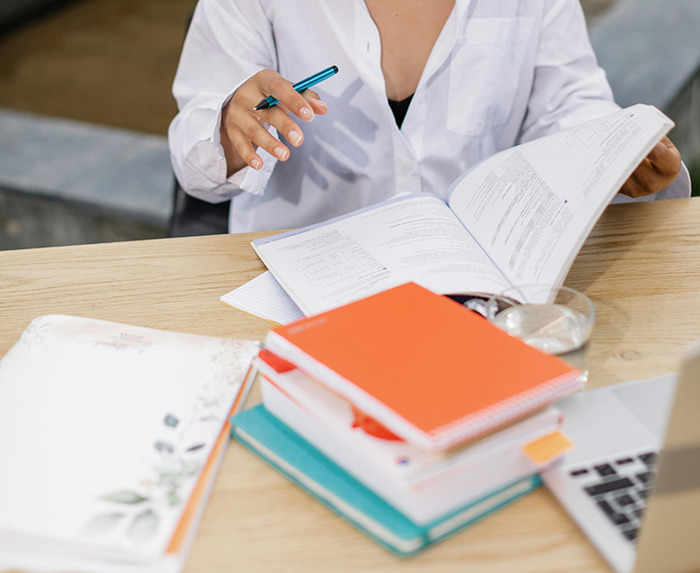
[
  {"xmin": 0, "ymin": 0, "xmax": 192, "ymax": 135},
  {"xmin": 0, "ymin": 0, "xmax": 698, "ymax": 250}
]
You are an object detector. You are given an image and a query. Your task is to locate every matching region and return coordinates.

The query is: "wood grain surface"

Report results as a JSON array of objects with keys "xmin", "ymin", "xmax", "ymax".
[{"xmin": 1, "ymin": 197, "xmax": 698, "ymax": 572}]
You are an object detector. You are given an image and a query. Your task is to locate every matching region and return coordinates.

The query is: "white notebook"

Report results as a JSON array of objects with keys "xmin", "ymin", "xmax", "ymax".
[{"xmin": 0, "ymin": 315, "xmax": 259, "ymax": 573}]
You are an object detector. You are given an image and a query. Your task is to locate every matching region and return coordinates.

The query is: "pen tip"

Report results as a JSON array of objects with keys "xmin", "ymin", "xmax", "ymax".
[{"xmin": 254, "ymin": 101, "xmax": 269, "ymax": 111}]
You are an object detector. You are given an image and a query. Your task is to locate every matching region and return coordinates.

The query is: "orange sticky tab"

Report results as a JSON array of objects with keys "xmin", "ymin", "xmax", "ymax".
[
  {"xmin": 258, "ymin": 348, "xmax": 297, "ymax": 373},
  {"xmin": 522, "ymin": 431, "xmax": 574, "ymax": 465}
]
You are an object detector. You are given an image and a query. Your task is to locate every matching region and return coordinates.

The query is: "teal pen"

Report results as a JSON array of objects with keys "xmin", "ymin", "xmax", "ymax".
[{"xmin": 253, "ymin": 65, "xmax": 339, "ymax": 111}]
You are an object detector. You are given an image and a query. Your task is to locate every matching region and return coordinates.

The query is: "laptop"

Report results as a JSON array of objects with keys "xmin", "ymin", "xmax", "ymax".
[{"xmin": 543, "ymin": 342, "xmax": 700, "ymax": 573}]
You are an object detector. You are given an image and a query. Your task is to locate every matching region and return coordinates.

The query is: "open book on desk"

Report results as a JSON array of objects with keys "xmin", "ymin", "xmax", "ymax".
[{"xmin": 252, "ymin": 105, "xmax": 674, "ymax": 316}]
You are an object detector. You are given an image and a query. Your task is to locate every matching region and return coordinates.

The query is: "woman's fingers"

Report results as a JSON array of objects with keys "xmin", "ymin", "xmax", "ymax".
[
  {"xmin": 256, "ymin": 69, "xmax": 315, "ymax": 122},
  {"xmin": 220, "ymin": 70, "xmax": 330, "ymax": 173},
  {"xmin": 257, "ymin": 105, "xmax": 305, "ymax": 147},
  {"xmin": 619, "ymin": 137, "xmax": 682, "ymax": 198},
  {"xmin": 302, "ymin": 89, "xmax": 329, "ymax": 115},
  {"xmin": 227, "ymin": 109, "xmax": 290, "ymax": 167}
]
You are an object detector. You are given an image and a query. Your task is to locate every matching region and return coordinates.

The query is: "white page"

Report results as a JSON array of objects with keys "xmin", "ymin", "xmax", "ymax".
[
  {"xmin": 448, "ymin": 105, "xmax": 674, "ymax": 287},
  {"xmin": 258, "ymin": 363, "xmax": 561, "ymax": 485},
  {"xmin": 220, "ymin": 271, "xmax": 304, "ymax": 323},
  {"xmin": 253, "ymin": 194, "xmax": 510, "ymax": 315},
  {"xmin": 0, "ymin": 315, "xmax": 259, "ymax": 563}
]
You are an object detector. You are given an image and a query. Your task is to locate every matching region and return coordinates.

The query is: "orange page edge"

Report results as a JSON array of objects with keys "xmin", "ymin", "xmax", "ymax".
[{"xmin": 165, "ymin": 418, "xmax": 231, "ymax": 555}]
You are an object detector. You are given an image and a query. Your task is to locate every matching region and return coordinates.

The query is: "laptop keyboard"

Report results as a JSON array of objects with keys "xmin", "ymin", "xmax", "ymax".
[{"xmin": 569, "ymin": 451, "xmax": 657, "ymax": 543}]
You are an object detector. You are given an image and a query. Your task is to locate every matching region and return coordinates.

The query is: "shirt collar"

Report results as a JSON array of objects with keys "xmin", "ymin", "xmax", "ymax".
[{"xmin": 421, "ymin": 0, "xmax": 473, "ymax": 83}]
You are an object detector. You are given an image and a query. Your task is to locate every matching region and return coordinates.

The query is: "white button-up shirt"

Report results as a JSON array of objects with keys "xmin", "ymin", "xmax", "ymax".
[{"xmin": 169, "ymin": 0, "xmax": 690, "ymax": 233}]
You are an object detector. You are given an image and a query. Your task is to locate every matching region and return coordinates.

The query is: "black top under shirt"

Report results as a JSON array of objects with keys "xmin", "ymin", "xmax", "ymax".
[{"xmin": 388, "ymin": 93, "xmax": 414, "ymax": 128}]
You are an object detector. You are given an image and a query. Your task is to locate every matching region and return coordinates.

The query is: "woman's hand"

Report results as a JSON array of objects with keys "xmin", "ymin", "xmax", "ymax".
[
  {"xmin": 219, "ymin": 69, "xmax": 328, "ymax": 176},
  {"xmin": 619, "ymin": 136, "xmax": 682, "ymax": 198}
]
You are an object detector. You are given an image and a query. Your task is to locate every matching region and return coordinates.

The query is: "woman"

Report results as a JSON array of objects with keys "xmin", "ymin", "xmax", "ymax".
[{"xmin": 169, "ymin": 0, "xmax": 686, "ymax": 233}]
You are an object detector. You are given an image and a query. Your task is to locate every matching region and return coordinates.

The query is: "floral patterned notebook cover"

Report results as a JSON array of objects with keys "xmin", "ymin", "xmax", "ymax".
[{"xmin": 0, "ymin": 315, "xmax": 259, "ymax": 566}]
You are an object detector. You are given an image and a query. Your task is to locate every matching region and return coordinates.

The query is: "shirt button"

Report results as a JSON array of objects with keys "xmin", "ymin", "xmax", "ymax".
[{"xmin": 402, "ymin": 159, "xmax": 413, "ymax": 174}]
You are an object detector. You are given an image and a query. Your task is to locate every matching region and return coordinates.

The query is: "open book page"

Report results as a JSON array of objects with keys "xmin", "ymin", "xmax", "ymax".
[
  {"xmin": 252, "ymin": 194, "xmax": 511, "ymax": 316},
  {"xmin": 0, "ymin": 315, "xmax": 259, "ymax": 565},
  {"xmin": 447, "ymin": 105, "xmax": 674, "ymax": 288}
]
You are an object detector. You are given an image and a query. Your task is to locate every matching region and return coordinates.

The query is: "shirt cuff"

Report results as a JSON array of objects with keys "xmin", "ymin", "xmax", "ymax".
[{"xmin": 184, "ymin": 87, "xmax": 278, "ymax": 200}]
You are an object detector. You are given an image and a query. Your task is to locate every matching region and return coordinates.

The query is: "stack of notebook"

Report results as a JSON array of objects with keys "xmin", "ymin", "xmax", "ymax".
[{"xmin": 231, "ymin": 283, "xmax": 581, "ymax": 555}]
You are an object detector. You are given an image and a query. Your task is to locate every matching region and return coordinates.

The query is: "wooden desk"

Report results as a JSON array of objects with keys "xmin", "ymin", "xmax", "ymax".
[{"xmin": 1, "ymin": 198, "xmax": 699, "ymax": 572}]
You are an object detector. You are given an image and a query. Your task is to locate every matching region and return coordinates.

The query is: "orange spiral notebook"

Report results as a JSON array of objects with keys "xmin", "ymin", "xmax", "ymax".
[{"xmin": 264, "ymin": 282, "xmax": 583, "ymax": 451}]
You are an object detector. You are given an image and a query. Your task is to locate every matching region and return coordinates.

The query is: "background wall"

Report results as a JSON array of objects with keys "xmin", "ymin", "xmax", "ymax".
[
  {"xmin": 0, "ymin": 0, "xmax": 197, "ymax": 136},
  {"xmin": 0, "ymin": 0, "xmax": 617, "ymax": 137}
]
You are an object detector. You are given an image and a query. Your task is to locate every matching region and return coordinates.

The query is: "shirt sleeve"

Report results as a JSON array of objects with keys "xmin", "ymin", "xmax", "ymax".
[
  {"xmin": 519, "ymin": 0, "xmax": 691, "ymax": 201},
  {"xmin": 167, "ymin": 0, "xmax": 279, "ymax": 203},
  {"xmin": 518, "ymin": 0, "xmax": 619, "ymax": 143}
]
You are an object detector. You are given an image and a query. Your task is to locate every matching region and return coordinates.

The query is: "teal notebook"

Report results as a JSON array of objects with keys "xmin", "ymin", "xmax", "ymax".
[{"xmin": 231, "ymin": 405, "xmax": 541, "ymax": 556}]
